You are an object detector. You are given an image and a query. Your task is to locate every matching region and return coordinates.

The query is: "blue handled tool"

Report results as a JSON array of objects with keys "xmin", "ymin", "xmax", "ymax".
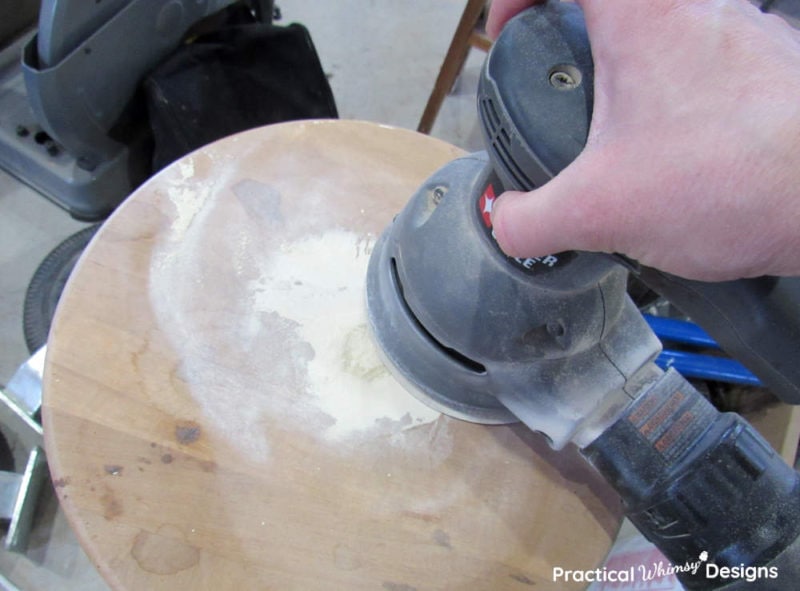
[{"xmin": 644, "ymin": 314, "xmax": 762, "ymax": 386}]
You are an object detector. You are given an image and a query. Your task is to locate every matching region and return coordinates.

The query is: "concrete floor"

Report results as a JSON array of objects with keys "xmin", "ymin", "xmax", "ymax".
[{"xmin": 0, "ymin": 1, "xmax": 798, "ymax": 590}]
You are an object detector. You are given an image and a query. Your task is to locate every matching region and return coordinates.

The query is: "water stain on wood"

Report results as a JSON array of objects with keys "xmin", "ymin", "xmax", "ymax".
[
  {"xmin": 131, "ymin": 525, "xmax": 200, "ymax": 575},
  {"xmin": 194, "ymin": 459, "xmax": 216, "ymax": 473},
  {"xmin": 101, "ymin": 487, "xmax": 123, "ymax": 520},
  {"xmin": 53, "ymin": 476, "xmax": 71, "ymax": 488},
  {"xmin": 232, "ymin": 179, "xmax": 284, "ymax": 225},
  {"xmin": 509, "ymin": 573, "xmax": 536, "ymax": 586},
  {"xmin": 401, "ymin": 510, "xmax": 440, "ymax": 523},
  {"xmin": 161, "ymin": 453, "xmax": 174, "ymax": 464},
  {"xmin": 175, "ymin": 421, "xmax": 202, "ymax": 445},
  {"xmin": 433, "ymin": 529, "xmax": 452, "ymax": 549}
]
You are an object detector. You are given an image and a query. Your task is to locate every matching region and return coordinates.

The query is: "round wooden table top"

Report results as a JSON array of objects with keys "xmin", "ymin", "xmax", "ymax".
[{"xmin": 43, "ymin": 120, "xmax": 621, "ymax": 590}]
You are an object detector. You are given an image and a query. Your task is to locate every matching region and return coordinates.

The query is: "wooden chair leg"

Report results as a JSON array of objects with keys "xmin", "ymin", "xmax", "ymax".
[{"xmin": 418, "ymin": 0, "xmax": 487, "ymax": 134}]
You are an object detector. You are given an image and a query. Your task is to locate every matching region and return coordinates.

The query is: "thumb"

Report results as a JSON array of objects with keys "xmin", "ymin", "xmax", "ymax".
[{"xmin": 491, "ymin": 159, "xmax": 614, "ymax": 258}]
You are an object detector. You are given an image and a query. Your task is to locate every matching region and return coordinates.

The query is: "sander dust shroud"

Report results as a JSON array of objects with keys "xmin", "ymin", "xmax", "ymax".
[{"xmin": 366, "ymin": 3, "xmax": 800, "ymax": 590}]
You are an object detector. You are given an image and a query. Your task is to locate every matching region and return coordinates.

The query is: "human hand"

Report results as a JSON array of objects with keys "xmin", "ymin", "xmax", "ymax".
[{"xmin": 486, "ymin": 0, "xmax": 800, "ymax": 280}]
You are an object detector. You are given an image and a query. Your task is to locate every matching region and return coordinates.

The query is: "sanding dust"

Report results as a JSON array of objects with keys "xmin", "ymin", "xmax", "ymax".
[
  {"xmin": 148, "ymin": 167, "xmax": 446, "ymax": 459},
  {"xmin": 250, "ymin": 229, "xmax": 442, "ymax": 440}
]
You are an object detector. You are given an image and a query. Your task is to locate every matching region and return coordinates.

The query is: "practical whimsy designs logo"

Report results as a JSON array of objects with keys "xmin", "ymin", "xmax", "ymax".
[
  {"xmin": 639, "ymin": 550, "xmax": 706, "ymax": 582},
  {"xmin": 552, "ymin": 548, "xmax": 779, "ymax": 587}
]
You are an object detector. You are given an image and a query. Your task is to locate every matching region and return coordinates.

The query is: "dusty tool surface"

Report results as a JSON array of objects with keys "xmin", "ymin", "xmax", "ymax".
[{"xmin": 42, "ymin": 120, "xmax": 621, "ymax": 590}]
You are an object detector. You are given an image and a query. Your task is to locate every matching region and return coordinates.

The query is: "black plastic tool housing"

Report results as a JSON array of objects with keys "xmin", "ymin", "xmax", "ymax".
[{"xmin": 584, "ymin": 369, "xmax": 800, "ymax": 590}]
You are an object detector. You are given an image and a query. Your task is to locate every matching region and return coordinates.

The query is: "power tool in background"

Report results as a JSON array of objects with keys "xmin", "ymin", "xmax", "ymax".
[{"xmin": 366, "ymin": 3, "xmax": 800, "ymax": 589}]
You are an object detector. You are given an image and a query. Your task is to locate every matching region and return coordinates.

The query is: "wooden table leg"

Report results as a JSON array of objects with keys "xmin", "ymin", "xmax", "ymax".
[{"xmin": 417, "ymin": 0, "xmax": 487, "ymax": 134}]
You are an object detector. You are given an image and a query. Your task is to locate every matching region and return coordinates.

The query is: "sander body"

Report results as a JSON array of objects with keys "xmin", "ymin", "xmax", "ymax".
[{"xmin": 366, "ymin": 3, "xmax": 800, "ymax": 589}]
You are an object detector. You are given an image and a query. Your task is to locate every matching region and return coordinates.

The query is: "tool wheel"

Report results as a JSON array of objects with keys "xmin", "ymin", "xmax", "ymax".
[{"xmin": 23, "ymin": 224, "xmax": 102, "ymax": 353}]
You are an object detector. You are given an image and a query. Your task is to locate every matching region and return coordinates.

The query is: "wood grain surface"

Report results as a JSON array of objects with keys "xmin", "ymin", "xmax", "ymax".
[{"xmin": 42, "ymin": 120, "xmax": 622, "ymax": 590}]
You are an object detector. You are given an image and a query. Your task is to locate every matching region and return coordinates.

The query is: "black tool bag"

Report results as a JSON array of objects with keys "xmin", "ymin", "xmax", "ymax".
[{"xmin": 143, "ymin": 10, "xmax": 338, "ymax": 171}]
